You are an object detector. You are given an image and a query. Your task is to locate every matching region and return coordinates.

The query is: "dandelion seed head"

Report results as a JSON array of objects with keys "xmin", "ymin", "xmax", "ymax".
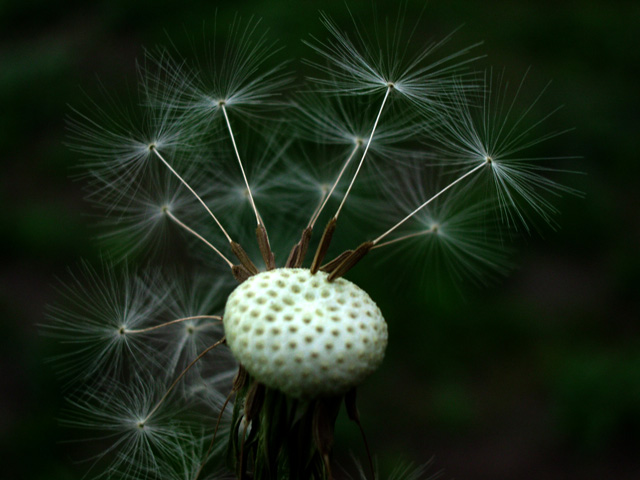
[
  {"xmin": 45, "ymin": 262, "xmax": 170, "ymax": 381},
  {"xmin": 52, "ymin": 9, "xmax": 577, "ymax": 479},
  {"xmin": 62, "ymin": 375, "xmax": 208, "ymax": 479},
  {"xmin": 304, "ymin": 11, "xmax": 482, "ymax": 117},
  {"xmin": 427, "ymin": 70, "xmax": 579, "ymax": 232},
  {"xmin": 143, "ymin": 16, "xmax": 291, "ymax": 130}
]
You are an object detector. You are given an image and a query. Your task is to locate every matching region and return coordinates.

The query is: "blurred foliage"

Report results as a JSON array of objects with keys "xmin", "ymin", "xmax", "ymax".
[{"xmin": 1, "ymin": 0, "xmax": 639, "ymax": 479}]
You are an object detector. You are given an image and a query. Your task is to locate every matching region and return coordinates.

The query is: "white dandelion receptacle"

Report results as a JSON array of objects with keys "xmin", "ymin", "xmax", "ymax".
[{"xmin": 223, "ymin": 268, "xmax": 388, "ymax": 398}]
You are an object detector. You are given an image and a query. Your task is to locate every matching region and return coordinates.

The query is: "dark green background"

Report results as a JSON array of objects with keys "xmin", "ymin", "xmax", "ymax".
[{"xmin": 1, "ymin": 1, "xmax": 638, "ymax": 478}]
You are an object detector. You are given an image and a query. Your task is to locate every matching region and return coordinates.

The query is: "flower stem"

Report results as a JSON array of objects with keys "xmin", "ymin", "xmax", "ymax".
[
  {"xmin": 309, "ymin": 142, "xmax": 361, "ymax": 229},
  {"xmin": 152, "ymin": 147, "xmax": 233, "ymax": 243},
  {"xmin": 334, "ymin": 85, "xmax": 391, "ymax": 220},
  {"xmin": 143, "ymin": 337, "xmax": 226, "ymax": 423},
  {"xmin": 124, "ymin": 315, "xmax": 221, "ymax": 334},
  {"xmin": 165, "ymin": 210, "xmax": 234, "ymax": 268},
  {"xmin": 220, "ymin": 103, "xmax": 262, "ymax": 227},
  {"xmin": 373, "ymin": 161, "xmax": 488, "ymax": 245}
]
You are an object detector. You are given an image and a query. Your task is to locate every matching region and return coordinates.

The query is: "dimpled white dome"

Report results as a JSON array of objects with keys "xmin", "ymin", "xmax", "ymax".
[{"xmin": 223, "ymin": 268, "xmax": 387, "ymax": 398}]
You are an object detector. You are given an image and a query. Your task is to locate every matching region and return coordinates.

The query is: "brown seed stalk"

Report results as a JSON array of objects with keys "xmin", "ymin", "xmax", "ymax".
[
  {"xmin": 327, "ymin": 241, "xmax": 373, "ymax": 281},
  {"xmin": 320, "ymin": 250, "xmax": 353, "ymax": 274},
  {"xmin": 256, "ymin": 224, "xmax": 276, "ymax": 270},
  {"xmin": 310, "ymin": 217, "xmax": 337, "ymax": 274},
  {"xmin": 286, "ymin": 226, "xmax": 313, "ymax": 268},
  {"xmin": 231, "ymin": 241, "xmax": 259, "ymax": 276}
]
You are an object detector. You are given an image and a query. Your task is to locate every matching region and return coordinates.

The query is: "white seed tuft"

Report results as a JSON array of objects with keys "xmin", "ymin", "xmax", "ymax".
[{"xmin": 223, "ymin": 268, "xmax": 387, "ymax": 398}]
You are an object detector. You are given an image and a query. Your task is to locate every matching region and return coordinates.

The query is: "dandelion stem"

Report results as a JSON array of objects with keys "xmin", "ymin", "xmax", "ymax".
[
  {"xmin": 165, "ymin": 210, "xmax": 234, "ymax": 268},
  {"xmin": 373, "ymin": 161, "xmax": 488, "ymax": 245},
  {"xmin": 345, "ymin": 388, "xmax": 375, "ymax": 480},
  {"xmin": 143, "ymin": 336, "xmax": 226, "ymax": 423},
  {"xmin": 309, "ymin": 142, "xmax": 361, "ymax": 229},
  {"xmin": 152, "ymin": 148, "xmax": 233, "ymax": 243},
  {"xmin": 307, "ymin": 188, "xmax": 328, "ymax": 230},
  {"xmin": 220, "ymin": 104, "xmax": 261, "ymax": 227},
  {"xmin": 334, "ymin": 85, "xmax": 391, "ymax": 220},
  {"xmin": 124, "ymin": 315, "xmax": 222, "ymax": 334},
  {"xmin": 371, "ymin": 227, "xmax": 437, "ymax": 250}
]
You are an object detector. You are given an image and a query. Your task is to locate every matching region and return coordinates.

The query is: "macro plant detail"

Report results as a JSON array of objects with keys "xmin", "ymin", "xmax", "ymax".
[{"xmin": 47, "ymin": 10, "xmax": 576, "ymax": 480}]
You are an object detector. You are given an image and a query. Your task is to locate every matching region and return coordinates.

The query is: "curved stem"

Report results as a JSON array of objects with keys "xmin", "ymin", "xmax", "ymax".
[
  {"xmin": 371, "ymin": 227, "xmax": 437, "ymax": 250},
  {"xmin": 125, "ymin": 315, "xmax": 221, "ymax": 334},
  {"xmin": 143, "ymin": 337, "xmax": 226, "ymax": 423}
]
